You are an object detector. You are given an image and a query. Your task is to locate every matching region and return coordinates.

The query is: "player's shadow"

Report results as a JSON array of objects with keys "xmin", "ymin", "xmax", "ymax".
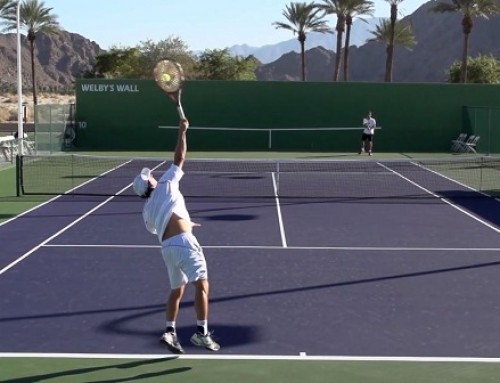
[
  {"xmin": 97, "ymin": 308, "xmax": 263, "ymax": 350},
  {"xmin": 2, "ymin": 358, "xmax": 191, "ymax": 383},
  {"xmin": 178, "ymin": 324, "xmax": 262, "ymax": 351}
]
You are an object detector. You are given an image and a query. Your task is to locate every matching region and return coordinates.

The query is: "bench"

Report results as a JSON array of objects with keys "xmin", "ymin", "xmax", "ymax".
[
  {"xmin": 0, "ymin": 135, "xmax": 17, "ymax": 162},
  {"xmin": 0, "ymin": 134, "xmax": 35, "ymax": 162}
]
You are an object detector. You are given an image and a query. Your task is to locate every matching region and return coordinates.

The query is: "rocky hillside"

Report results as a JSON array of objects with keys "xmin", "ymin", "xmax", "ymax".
[
  {"xmin": 257, "ymin": 1, "xmax": 500, "ymax": 82},
  {"xmin": 0, "ymin": 29, "xmax": 103, "ymax": 90},
  {"xmin": 2, "ymin": 0, "xmax": 500, "ymax": 85}
]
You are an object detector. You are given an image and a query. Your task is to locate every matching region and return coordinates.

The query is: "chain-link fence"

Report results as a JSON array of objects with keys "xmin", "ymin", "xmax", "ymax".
[
  {"xmin": 463, "ymin": 106, "xmax": 500, "ymax": 155},
  {"xmin": 34, "ymin": 104, "xmax": 75, "ymax": 153}
]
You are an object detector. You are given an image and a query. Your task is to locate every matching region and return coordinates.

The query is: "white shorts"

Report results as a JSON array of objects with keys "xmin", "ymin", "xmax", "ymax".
[{"xmin": 161, "ymin": 232, "xmax": 207, "ymax": 289}]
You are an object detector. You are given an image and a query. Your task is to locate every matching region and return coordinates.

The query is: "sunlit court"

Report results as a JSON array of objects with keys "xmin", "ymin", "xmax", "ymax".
[
  {"xmin": 3, "ymin": 155, "xmax": 500, "ymax": 363},
  {"xmin": 3, "ymin": 0, "xmax": 500, "ymax": 381}
]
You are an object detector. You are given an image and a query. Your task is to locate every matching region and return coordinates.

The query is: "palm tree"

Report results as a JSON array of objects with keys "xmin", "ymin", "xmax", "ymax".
[
  {"xmin": 2, "ymin": 0, "xmax": 59, "ymax": 105},
  {"xmin": 367, "ymin": 18, "xmax": 416, "ymax": 81},
  {"xmin": 315, "ymin": 0, "xmax": 348, "ymax": 81},
  {"xmin": 0, "ymin": 0, "xmax": 15, "ymax": 15},
  {"xmin": 430, "ymin": 0, "xmax": 500, "ymax": 83},
  {"xmin": 343, "ymin": 0, "xmax": 375, "ymax": 81},
  {"xmin": 273, "ymin": 2, "xmax": 331, "ymax": 81},
  {"xmin": 383, "ymin": 0, "xmax": 405, "ymax": 82}
]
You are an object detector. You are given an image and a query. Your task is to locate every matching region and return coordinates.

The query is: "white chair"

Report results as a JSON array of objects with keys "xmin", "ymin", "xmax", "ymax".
[
  {"xmin": 464, "ymin": 135, "xmax": 480, "ymax": 153},
  {"xmin": 454, "ymin": 135, "xmax": 476, "ymax": 153},
  {"xmin": 0, "ymin": 135, "xmax": 17, "ymax": 162},
  {"xmin": 450, "ymin": 133, "xmax": 467, "ymax": 152},
  {"xmin": 12, "ymin": 132, "xmax": 35, "ymax": 155}
]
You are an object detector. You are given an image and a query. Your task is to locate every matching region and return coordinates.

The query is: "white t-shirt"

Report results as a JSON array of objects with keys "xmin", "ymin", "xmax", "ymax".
[
  {"xmin": 142, "ymin": 164, "xmax": 191, "ymax": 243},
  {"xmin": 363, "ymin": 117, "xmax": 376, "ymax": 135}
]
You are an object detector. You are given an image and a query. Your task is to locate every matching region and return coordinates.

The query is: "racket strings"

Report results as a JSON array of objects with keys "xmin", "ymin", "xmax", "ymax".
[{"xmin": 154, "ymin": 61, "xmax": 184, "ymax": 93}]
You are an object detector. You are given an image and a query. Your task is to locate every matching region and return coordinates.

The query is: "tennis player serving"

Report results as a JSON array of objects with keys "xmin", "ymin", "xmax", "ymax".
[
  {"xmin": 133, "ymin": 118, "xmax": 220, "ymax": 354},
  {"xmin": 359, "ymin": 110, "xmax": 377, "ymax": 156}
]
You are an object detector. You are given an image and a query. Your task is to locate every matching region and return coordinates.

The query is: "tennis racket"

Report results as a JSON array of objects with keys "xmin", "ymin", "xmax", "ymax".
[{"xmin": 153, "ymin": 59, "xmax": 186, "ymax": 119}]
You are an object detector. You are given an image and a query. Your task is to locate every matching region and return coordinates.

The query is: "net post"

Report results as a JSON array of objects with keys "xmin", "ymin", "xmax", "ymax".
[
  {"xmin": 15, "ymin": 154, "xmax": 21, "ymax": 197},
  {"xmin": 268, "ymin": 129, "xmax": 272, "ymax": 149}
]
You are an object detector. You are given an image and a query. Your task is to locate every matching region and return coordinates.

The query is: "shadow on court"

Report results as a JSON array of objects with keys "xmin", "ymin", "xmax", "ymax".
[
  {"xmin": 4, "ymin": 257, "xmax": 500, "ymax": 354},
  {"xmin": 3, "ymin": 258, "xmax": 500, "ymax": 325},
  {"xmin": 440, "ymin": 190, "xmax": 500, "ymax": 228},
  {"xmin": 2, "ymin": 358, "xmax": 190, "ymax": 383},
  {"xmin": 98, "ymin": 309, "xmax": 264, "ymax": 351}
]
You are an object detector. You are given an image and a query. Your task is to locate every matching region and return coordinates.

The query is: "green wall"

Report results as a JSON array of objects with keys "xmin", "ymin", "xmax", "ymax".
[
  {"xmin": 74, "ymin": 80, "xmax": 500, "ymax": 152},
  {"xmin": 463, "ymin": 106, "xmax": 500, "ymax": 155}
]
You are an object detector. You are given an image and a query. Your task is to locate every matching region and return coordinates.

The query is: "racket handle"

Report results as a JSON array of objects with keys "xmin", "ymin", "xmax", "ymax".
[{"xmin": 177, "ymin": 105, "xmax": 186, "ymax": 120}]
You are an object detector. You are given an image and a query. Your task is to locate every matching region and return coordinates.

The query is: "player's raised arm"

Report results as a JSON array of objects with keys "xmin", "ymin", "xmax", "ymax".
[{"xmin": 173, "ymin": 118, "xmax": 189, "ymax": 169}]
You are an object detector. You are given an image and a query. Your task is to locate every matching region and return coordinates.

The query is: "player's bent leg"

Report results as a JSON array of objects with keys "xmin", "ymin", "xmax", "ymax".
[
  {"xmin": 167, "ymin": 284, "xmax": 185, "ymax": 321},
  {"xmin": 190, "ymin": 278, "xmax": 220, "ymax": 351},
  {"xmin": 194, "ymin": 278, "xmax": 209, "ymax": 320},
  {"xmin": 161, "ymin": 285, "xmax": 186, "ymax": 354}
]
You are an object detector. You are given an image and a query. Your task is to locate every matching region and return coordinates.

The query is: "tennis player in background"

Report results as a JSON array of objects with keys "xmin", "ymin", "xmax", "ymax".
[
  {"xmin": 132, "ymin": 118, "xmax": 220, "ymax": 354},
  {"xmin": 359, "ymin": 111, "xmax": 377, "ymax": 156}
]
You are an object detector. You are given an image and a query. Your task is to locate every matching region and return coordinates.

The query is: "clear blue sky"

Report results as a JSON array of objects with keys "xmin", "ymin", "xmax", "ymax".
[{"xmin": 42, "ymin": 0, "xmax": 425, "ymax": 51}]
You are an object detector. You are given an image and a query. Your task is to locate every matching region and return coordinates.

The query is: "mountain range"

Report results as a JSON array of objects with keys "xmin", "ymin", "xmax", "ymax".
[
  {"xmin": 0, "ymin": 30, "xmax": 102, "ymax": 90},
  {"xmin": 1, "ymin": 0, "xmax": 500, "ymax": 87},
  {"xmin": 255, "ymin": 1, "xmax": 500, "ymax": 82},
  {"xmin": 228, "ymin": 17, "xmax": 382, "ymax": 64}
]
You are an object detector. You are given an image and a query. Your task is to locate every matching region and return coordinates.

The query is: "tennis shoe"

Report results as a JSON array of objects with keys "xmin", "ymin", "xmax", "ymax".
[
  {"xmin": 190, "ymin": 331, "xmax": 220, "ymax": 351},
  {"xmin": 161, "ymin": 332, "xmax": 184, "ymax": 354},
  {"xmin": 368, "ymin": 151, "xmax": 373, "ymax": 156}
]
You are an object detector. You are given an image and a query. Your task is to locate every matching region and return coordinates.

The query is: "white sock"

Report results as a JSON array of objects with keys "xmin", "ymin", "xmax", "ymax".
[
  {"xmin": 166, "ymin": 321, "xmax": 176, "ymax": 333},
  {"xmin": 197, "ymin": 320, "xmax": 208, "ymax": 335}
]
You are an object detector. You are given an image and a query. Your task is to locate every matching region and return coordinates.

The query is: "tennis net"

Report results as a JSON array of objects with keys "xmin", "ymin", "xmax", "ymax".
[
  {"xmin": 157, "ymin": 126, "xmax": 381, "ymax": 150},
  {"xmin": 16, "ymin": 154, "xmax": 500, "ymax": 199}
]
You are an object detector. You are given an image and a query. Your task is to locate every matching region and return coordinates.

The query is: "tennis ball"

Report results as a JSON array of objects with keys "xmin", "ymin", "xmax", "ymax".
[{"xmin": 161, "ymin": 73, "xmax": 171, "ymax": 82}]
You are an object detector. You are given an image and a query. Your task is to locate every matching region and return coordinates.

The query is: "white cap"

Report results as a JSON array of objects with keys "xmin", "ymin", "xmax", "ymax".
[{"xmin": 133, "ymin": 167, "xmax": 152, "ymax": 197}]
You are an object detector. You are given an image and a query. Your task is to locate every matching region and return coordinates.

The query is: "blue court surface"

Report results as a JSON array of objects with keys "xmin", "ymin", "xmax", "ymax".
[{"xmin": 2, "ymin": 158, "xmax": 500, "ymax": 360}]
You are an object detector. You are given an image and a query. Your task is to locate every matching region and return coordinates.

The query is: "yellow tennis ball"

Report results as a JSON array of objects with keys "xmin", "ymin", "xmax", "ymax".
[{"xmin": 161, "ymin": 73, "xmax": 171, "ymax": 82}]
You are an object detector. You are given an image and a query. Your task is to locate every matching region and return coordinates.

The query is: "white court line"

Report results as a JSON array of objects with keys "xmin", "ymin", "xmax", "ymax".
[
  {"xmin": 0, "ymin": 194, "xmax": 62, "ymax": 228},
  {"xmin": 411, "ymin": 160, "xmax": 500, "ymax": 203},
  {"xmin": 0, "ymin": 161, "xmax": 167, "ymax": 276},
  {"xmin": 378, "ymin": 162, "xmax": 500, "ymax": 235},
  {"xmin": 2, "ymin": 352, "xmax": 500, "ymax": 363},
  {"xmin": 0, "ymin": 185, "xmax": 132, "ymax": 276},
  {"xmin": 41, "ymin": 244, "xmax": 500, "ymax": 251},
  {"xmin": 0, "ymin": 187, "xmax": 128, "ymax": 276},
  {"xmin": 0, "ymin": 159, "xmax": 133, "ymax": 228},
  {"xmin": 272, "ymin": 172, "xmax": 287, "ymax": 248}
]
